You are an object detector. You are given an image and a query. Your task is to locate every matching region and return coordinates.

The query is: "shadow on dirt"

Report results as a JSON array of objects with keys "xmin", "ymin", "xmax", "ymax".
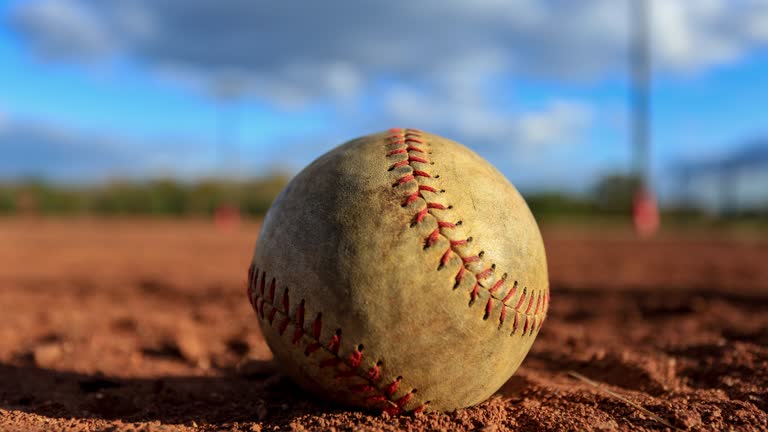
[{"xmin": 0, "ymin": 361, "xmax": 345, "ymax": 427}]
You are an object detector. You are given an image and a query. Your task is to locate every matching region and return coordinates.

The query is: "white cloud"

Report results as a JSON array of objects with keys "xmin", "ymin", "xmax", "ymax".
[
  {"xmin": 0, "ymin": 117, "xmax": 213, "ymax": 181},
  {"xmin": 746, "ymin": 4, "xmax": 768, "ymax": 39},
  {"xmin": 10, "ymin": 0, "xmax": 768, "ymax": 105},
  {"xmin": 6, "ymin": 0, "xmax": 766, "ymax": 176},
  {"xmin": 12, "ymin": 0, "xmax": 113, "ymax": 60},
  {"xmin": 385, "ymin": 84, "xmax": 592, "ymax": 151},
  {"xmin": 517, "ymin": 101, "xmax": 593, "ymax": 148},
  {"xmin": 652, "ymin": 0, "xmax": 742, "ymax": 70}
]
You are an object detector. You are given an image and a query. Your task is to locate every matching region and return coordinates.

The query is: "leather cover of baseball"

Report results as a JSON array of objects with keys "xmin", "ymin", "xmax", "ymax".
[{"xmin": 247, "ymin": 128, "xmax": 549, "ymax": 414}]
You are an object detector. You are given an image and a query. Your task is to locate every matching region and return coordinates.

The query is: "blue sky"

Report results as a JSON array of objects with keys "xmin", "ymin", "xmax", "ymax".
[{"xmin": 1, "ymin": 0, "xmax": 766, "ymax": 198}]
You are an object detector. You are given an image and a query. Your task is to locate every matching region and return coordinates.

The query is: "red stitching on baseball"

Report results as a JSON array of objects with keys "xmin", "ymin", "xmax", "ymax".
[
  {"xmin": 402, "ymin": 185, "xmax": 440, "ymax": 207},
  {"xmin": 390, "ymin": 160, "xmax": 409, "ymax": 170},
  {"xmin": 348, "ymin": 346, "xmax": 363, "ymax": 368},
  {"xmin": 413, "ymin": 207, "xmax": 429, "ymax": 225},
  {"xmin": 440, "ymin": 249, "xmax": 452, "ymax": 267},
  {"xmin": 257, "ymin": 297, "xmax": 265, "ymax": 318},
  {"xmin": 385, "ymin": 127, "xmax": 549, "ymax": 336},
  {"xmin": 488, "ymin": 278, "xmax": 505, "ymax": 294},
  {"xmin": 414, "ymin": 402, "xmax": 429, "ymax": 413},
  {"xmin": 383, "ymin": 405, "xmax": 400, "ymax": 416},
  {"xmin": 470, "ymin": 283, "xmax": 480, "ymax": 303},
  {"xmin": 329, "ymin": 329, "xmax": 341, "ymax": 354},
  {"xmin": 476, "ymin": 267, "xmax": 493, "ymax": 280},
  {"xmin": 455, "ymin": 266, "xmax": 466, "ymax": 286},
  {"xmin": 515, "ymin": 290, "xmax": 527, "ymax": 310},
  {"xmin": 408, "ymin": 155, "xmax": 429, "ymax": 164},
  {"xmin": 484, "ymin": 298, "xmax": 494, "ymax": 320},
  {"xmin": 368, "ymin": 361, "xmax": 382, "ymax": 381},
  {"xmin": 247, "ymin": 264, "xmax": 417, "ymax": 414},
  {"xmin": 534, "ymin": 294, "xmax": 542, "ymax": 315},
  {"xmin": 396, "ymin": 391, "xmax": 415, "ymax": 407},
  {"xmin": 268, "ymin": 278, "xmax": 276, "ymax": 303},
  {"xmin": 384, "ymin": 376, "xmax": 401, "ymax": 396},
  {"xmin": 349, "ymin": 384, "xmax": 377, "ymax": 393},
  {"xmin": 247, "ymin": 266, "xmax": 256, "ymax": 304},
  {"xmin": 502, "ymin": 281, "xmax": 518, "ymax": 303},
  {"xmin": 395, "ymin": 174, "xmax": 415, "ymax": 186},
  {"xmin": 525, "ymin": 293, "xmax": 535, "ymax": 315},
  {"xmin": 425, "ymin": 228, "xmax": 440, "ymax": 248},
  {"xmin": 366, "ymin": 395, "xmax": 387, "ymax": 403},
  {"xmin": 403, "ymin": 192, "xmax": 420, "ymax": 206},
  {"xmin": 500, "ymin": 305, "xmax": 508, "ymax": 325},
  {"xmin": 282, "ymin": 288, "xmax": 290, "ymax": 313}
]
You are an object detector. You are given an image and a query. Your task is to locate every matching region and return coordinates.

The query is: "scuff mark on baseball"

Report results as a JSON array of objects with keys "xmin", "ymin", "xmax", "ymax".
[{"xmin": 246, "ymin": 129, "xmax": 549, "ymax": 414}]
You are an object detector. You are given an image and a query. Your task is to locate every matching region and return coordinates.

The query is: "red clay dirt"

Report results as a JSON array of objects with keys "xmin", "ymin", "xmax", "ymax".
[{"xmin": 1, "ymin": 219, "xmax": 766, "ymax": 431}]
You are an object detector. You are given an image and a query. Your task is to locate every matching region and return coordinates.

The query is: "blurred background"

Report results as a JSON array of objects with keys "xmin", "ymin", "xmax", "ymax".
[
  {"xmin": 1, "ymin": 0, "xmax": 766, "ymax": 229},
  {"xmin": 2, "ymin": 2, "xmax": 768, "ymax": 430}
]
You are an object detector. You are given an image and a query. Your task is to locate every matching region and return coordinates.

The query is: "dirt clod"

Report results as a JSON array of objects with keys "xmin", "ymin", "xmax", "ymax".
[{"xmin": 32, "ymin": 343, "xmax": 62, "ymax": 368}]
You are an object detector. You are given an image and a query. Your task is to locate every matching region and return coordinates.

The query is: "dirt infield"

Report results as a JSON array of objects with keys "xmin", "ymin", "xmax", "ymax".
[{"xmin": 1, "ymin": 219, "xmax": 766, "ymax": 431}]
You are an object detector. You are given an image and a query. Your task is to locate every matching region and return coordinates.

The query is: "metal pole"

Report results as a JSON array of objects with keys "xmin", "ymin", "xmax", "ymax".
[{"xmin": 630, "ymin": 0, "xmax": 651, "ymax": 186}]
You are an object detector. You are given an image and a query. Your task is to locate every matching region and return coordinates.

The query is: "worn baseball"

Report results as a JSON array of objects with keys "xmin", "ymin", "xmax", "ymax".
[{"xmin": 247, "ymin": 129, "xmax": 549, "ymax": 414}]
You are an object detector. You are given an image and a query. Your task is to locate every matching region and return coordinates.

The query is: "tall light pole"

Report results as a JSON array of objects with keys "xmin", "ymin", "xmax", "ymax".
[
  {"xmin": 212, "ymin": 76, "xmax": 247, "ymax": 228},
  {"xmin": 629, "ymin": 0, "xmax": 660, "ymax": 236},
  {"xmin": 630, "ymin": 0, "xmax": 651, "ymax": 183},
  {"xmin": 213, "ymin": 77, "xmax": 247, "ymax": 178}
]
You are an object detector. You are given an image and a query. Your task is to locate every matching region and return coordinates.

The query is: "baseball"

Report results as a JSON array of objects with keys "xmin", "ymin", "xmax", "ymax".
[{"xmin": 247, "ymin": 128, "xmax": 549, "ymax": 414}]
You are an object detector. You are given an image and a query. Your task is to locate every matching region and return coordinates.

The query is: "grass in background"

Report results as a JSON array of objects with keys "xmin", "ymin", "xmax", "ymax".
[
  {"xmin": 0, "ymin": 173, "xmax": 766, "ymax": 232},
  {"xmin": 0, "ymin": 175, "xmax": 289, "ymax": 218}
]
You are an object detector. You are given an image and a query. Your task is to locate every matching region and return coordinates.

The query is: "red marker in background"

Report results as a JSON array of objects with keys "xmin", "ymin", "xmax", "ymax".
[
  {"xmin": 633, "ymin": 186, "xmax": 659, "ymax": 237},
  {"xmin": 214, "ymin": 203, "xmax": 241, "ymax": 230}
]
